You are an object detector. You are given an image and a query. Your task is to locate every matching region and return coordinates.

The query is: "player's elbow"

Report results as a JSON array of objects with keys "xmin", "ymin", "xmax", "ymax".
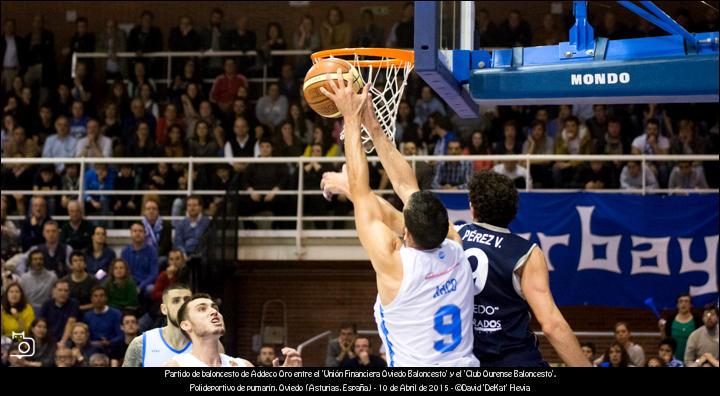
[{"xmin": 539, "ymin": 314, "xmax": 570, "ymax": 340}]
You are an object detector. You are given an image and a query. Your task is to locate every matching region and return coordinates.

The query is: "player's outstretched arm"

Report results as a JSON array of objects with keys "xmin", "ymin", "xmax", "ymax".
[
  {"xmin": 520, "ymin": 247, "xmax": 591, "ymax": 367},
  {"xmin": 321, "ymin": 165, "xmax": 404, "ymax": 235},
  {"xmin": 361, "ymin": 98, "xmax": 419, "ymax": 205},
  {"xmin": 320, "ymin": 71, "xmax": 402, "ymax": 278}
]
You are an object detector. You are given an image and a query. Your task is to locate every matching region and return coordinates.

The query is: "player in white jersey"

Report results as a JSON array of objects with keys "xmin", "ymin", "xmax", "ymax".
[
  {"xmin": 164, "ymin": 293, "xmax": 302, "ymax": 367},
  {"xmin": 123, "ymin": 283, "xmax": 194, "ymax": 366},
  {"xmin": 320, "ymin": 73, "xmax": 478, "ymax": 367}
]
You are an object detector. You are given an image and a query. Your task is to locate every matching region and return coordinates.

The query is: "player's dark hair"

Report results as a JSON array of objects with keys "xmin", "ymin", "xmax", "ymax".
[
  {"xmin": 403, "ymin": 191, "xmax": 449, "ymax": 250},
  {"xmin": 468, "ymin": 170, "xmax": 518, "ymax": 228},
  {"xmin": 162, "ymin": 283, "xmax": 191, "ymax": 300},
  {"xmin": 177, "ymin": 293, "xmax": 213, "ymax": 339}
]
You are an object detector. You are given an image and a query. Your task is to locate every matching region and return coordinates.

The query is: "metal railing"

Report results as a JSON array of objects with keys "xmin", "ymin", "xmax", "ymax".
[
  {"xmin": 295, "ymin": 329, "xmax": 662, "ymax": 355},
  {"xmin": 2, "ymin": 154, "xmax": 718, "ymax": 253},
  {"xmin": 72, "ymin": 49, "xmax": 312, "ymax": 95}
]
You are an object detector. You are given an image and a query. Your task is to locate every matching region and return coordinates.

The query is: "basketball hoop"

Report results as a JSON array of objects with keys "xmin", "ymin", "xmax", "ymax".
[{"xmin": 311, "ymin": 48, "xmax": 414, "ymax": 153}]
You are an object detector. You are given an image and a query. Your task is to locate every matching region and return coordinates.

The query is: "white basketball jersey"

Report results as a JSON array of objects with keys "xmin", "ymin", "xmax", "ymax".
[
  {"xmin": 172, "ymin": 353, "xmax": 248, "ymax": 367},
  {"xmin": 373, "ymin": 239, "xmax": 479, "ymax": 367},
  {"xmin": 141, "ymin": 327, "xmax": 192, "ymax": 367}
]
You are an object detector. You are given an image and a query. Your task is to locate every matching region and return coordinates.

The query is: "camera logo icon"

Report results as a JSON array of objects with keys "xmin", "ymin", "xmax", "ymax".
[{"xmin": 10, "ymin": 331, "xmax": 35, "ymax": 359}]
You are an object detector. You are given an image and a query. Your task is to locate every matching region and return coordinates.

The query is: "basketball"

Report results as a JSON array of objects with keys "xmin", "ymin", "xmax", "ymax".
[{"xmin": 303, "ymin": 58, "xmax": 364, "ymax": 118}]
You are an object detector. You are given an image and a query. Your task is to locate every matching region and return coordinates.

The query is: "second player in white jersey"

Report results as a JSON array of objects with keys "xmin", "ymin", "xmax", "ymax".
[{"xmin": 374, "ymin": 239, "xmax": 479, "ymax": 367}]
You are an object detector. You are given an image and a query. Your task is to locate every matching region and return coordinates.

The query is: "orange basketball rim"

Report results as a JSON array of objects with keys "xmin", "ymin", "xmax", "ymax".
[{"xmin": 311, "ymin": 48, "xmax": 414, "ymax": 69}]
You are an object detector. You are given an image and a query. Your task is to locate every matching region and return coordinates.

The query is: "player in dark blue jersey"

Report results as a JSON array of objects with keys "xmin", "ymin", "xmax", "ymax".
[{"xmin": 458, "ymin": 170, "xmax": 589, "ymax": 367}]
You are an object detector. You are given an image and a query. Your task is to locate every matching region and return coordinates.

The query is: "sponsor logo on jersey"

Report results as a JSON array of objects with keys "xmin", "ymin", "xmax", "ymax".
[
  {"xmin": 438, "ymin": 251, "xmax": 446, "ymax": 260},
  {"xmin": 432, "ymin": 278, "xmax": 458, "ymax": 299},
  {"xmin": 474, "ymin": 305, "xmax": 500, "ymax": 316},
  {"xmin": 474, "ymin": 319, "xmax": 502, "ymax": 332},
  {"xmin": 424, "ymin": 262, "xmax": 460, "ymax": 280}
]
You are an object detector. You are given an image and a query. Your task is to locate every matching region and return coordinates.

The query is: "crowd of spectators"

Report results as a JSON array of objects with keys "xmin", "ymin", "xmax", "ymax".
[{"xmin": 0, "ymin": 3, "xmax": 718, "ymax": 367}]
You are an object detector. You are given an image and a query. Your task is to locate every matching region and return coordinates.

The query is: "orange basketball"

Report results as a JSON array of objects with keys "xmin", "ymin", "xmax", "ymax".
[{"xmin": 303, "ymin": 58, "xmax": 364, "ymax": 118}]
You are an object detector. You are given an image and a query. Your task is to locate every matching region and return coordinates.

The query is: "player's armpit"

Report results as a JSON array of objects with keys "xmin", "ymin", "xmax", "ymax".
[{"xmin": 354, "ymin": 196, "xmax": 403, "ymax": 278}]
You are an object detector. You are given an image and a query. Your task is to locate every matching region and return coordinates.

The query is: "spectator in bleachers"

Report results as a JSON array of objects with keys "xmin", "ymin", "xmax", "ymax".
[
  {"xmin": 243, "ymin": 139, "xmax": 289, "ymax": 226},
  {"xmin": 83, "ymin": 163, "xmax": 116, "ymax": 221},
  {"xmin": 321, "ymin": 7, "xmax": 352, "ymax": 50},
  {"xmin": 168, "ymin": 16, "xmax": 202, "ymax": 79},
  {"xmin": 140, "ymin": 197, "xmax": 171, "ymax": 261},
  {"xmin": 126, "ymin": 121, "xmax": 159, "ymax": 182},
  {"xmin": 20, "ymin": 196, "xmax": 50, "ymax": 251},
  {"xmin": 151, "ymin": 249, "xmax": 188, "ymax": 302},
  {"xmin": 659, "ymin": 293, "xmax": 703, "ymax": 361},
  {"xmin": 23, "ymin": 318, "xmax": 55, "ymax": 367},
  {"xmin": 170, "ymin": 59, "xmax": 201, "ymax": 105},
  {"xmin": 256, "ymin": 83, "xmax": 289, "ymax": 130},
  {"xmin": 107, "ymin": 81, "xmax": 131, "ymax": 121},
  {"xmin": 225, "ymin": 16, "xmax": 257, "ymax": 74},
  {"xmin": 1, "ymin": 196, "xmax": 21, "ymax": 259},
  {"xmin": 414, "ymin": 86, "xmax": 446, "ymax": 126},
  {"xmin": 547, "ymin": 104, "xmax": 572, "ymax": 138},
  {"xmin": 581, "ymin": 342, "xmax": 596, "ymax": 365},
  {"xmin": 533, "ymin": 14, "xmax": 565, "ymax": 46},
  {"xmin": 261, "ymin": 22, "xmax": 287, "ymax": 77},
  {"xmin": 288, "ymin": 104, "xmax": 313, "ymax": 147},
  {"xmin": 49, "ymin": 83, "xmax": 72, "ymax": 119},
  {"xmin": 668, "ymin": 161, "xmax": 709, "ymax": 190},
  {"xmin": 340, "ymin": 336, "xmax": 387, "ymax": 368},
  {"xmin": 33, "ymin": 104, "xmax": 54, "ymax": 146},
  {"xmin": 303, "ymin": 125, "xmax": 338, "ymax": 157},
  {"xmin": 156, "ymin": 103, "xmax": 184, "ymax": 145},
  {"xmin": 16, "ymin": 86, "xmax": 36, "ymax": 130},
  {"xmin": 293, "ymin": 15, "xmax": 320, "ymax": 76},
  {"xmin": 325, "ymin": 321, "xmax": 357, "ymax": 367},
  {"xmin": 66, "ymin": 16, "xmax": 95, "ymax": 71},
  {"xmin": 1, "ymin": 282, "xmax": 34, "ymax": 337},
  {"xmin": 62, "ymin": 252, "xmax": 97, "ymax": 312},
  {"xmin": 188, "ymin": 120, "xmax": 221, "ymax": 183},
  {"xmin": 432, "ymin": 139, "xmax": 472, "ymax": 190},
  {"xmin": 174, "ymin": 196, "xmax": 210, "ymax": 258},
  {"xmin": 2, "ymin": 18, "xmax": 28, "ymax": 93},
  {"xmin": 109, "ymin": 312, "xmax": 139, "ymax": 366},
  {"xmin": 586, "ymin": 104, "xmax": 608, "ymax": 144},
  {"xmin": 684, "ymin": 304, "xmax": 719, "ymax": 367},
  {"xmin": 121, "ymin": 222, "xmax": 158, "ymax": 297},
  {"xmin": 573, "ymin": 161, "xmax": 617, "ymax": 190},
  {"xmin": 102, "ymin": 258, "xmax": 139, "ymax": 311},
  {"xmin": 38, "ymin": 278, "xmax": 79, "ymax": 347},
  {"xmin": 71, "ymin": 61, "xmax": 93, "ymax": 106},
  {"xmin": 1, "ymin": 113, "xmax": 16, "ymax": 149},
  {"xmin": 85, "ymin": 226, "xmax": 115, "ymax": 276},
  {"xmin": 596, "ymin": 11, "xmax": 630, "ymax": 40},
  {"xmin": 275, "ymin": 120, "xmax": 304, "ymax": 158},
  {"xmin": 403, "ymin": 140, "xmax": 433, "ymax": 191},
  {"xmin": 112, "ymin": 164, "xmax": 138, "ymax": 222},
  {"xmin": 201, "ymin": 8, "xmax": 229, "ymax": 77},
  {"xmin": 210, "ymin": 58, "xmax": 248, "ymax": 115},
  {"xmin": 139, "ymin": 83, "xmax": 159, "ymax": 119},
  {"xmin": 620, "ymin": 160, "xmax": 659, "ymax": 190},
  {"xmin": 54, "ymin": 346, "xmax": 78, "ymax": 367},
  {"xmin": 42, "ymin": 116, "xmax": 77, "ymax": 173},
  {"xmin": 646, "ymin": 356, "xmax": 666, "ymax": 367},
  {"xmin": 522, "ymin": 120, "xmax": 553, "ymax": 187},
  {"xmin": 2, "ymin": 128, "xmax": 40, "ymax": 210},
  {"xmin": 83, "ymin": 286, "xmax": 123, "ymax": 350},
  {"xmin": 429, "ymin": 113, "xmax": 457, "ymax": 156},
  {"xmin": 352, "ymin": 9, "xmax": 384, "ymax": 48},
  {"xmin": 68, "ymin": 100, "xmax": 89, "ymax": 139},
  {"xmin": 256, "ymin": 344, "xmax": 277, "ymax": 367},
  {"xmin": 97, "ymin": 18, "xmax": 127, "ymax": 81},
  {"xmin": 497, "ymin": 10, "xmax": 532, "ymax": 47},
  {"xmin": 123, "ymin": 98, "xmax": 157, "ymax": 142},
  {"xmin": 66, "ymin": 322, "xmax": 100, "ymax": 366},
  {"xmin": 671, "ymin": 119, "xmax": 709, "ymax": 155},
  {"xmin": 225, "ymin": 117, "xmax": 255, "ymax": 174},
  {"xmin": 75, "ymin": 118, "xmax": 112, "ymax": 159},
  {"xmin": 631, "ymin": 118, "xmax": 669, "ymax": 155},
  {"xmin": 60, "ymin": 200, "xmax": 93, "ymax": 251},
  {"xmin": 598, "ymin": 341, "xmax": 631, "ymax": 367},
  {"xmin": 89, "ymin": 353, "xmax": 110, "ymax": 367},
  {"xmin": 386, "ymin": 2, "xmax": 414, "ymax": 49},
  {"xmin": 553, "ymin": 116, "xmax": 592, "ymax": 187},
  {"xmin": 658, "ymin": 338, "xmax": 684, "ymax": 367},
  {"xmin": 394, "ymin": 100, "xmax": 419, "ymax": 148},
  {"xmin": 37, "ymin": 220, "xmax": 71, "ymax": 278},
  {"xmin": 279, "ymin": 64, "xmax": 300, "ymax": 102},
  {"xmin": 163, "ymin": 124, "xmax": 187, "ymax": 161},
  {"xmin": 127, "ymin": 11, "xmax": 164, "ymax": 77},
  {"xmin": 474, "ymin": 9, "xmax": 499, "ymax": 48},
  {"xmin": 601, "ymin": 322, "xmax": 646, "ymax": 367},
  {"xmin": 596, "ymin": 117, "xmax": 628, "ymax": 156},
  {"xmin": 32, "ymin": 165, "xmax": 61, "ymax": 214},
  {"xmin": 494, "ymin": 120, "xmax": 523, "ymax": 155},
  {"xmin": 492, "ymin": 161, "xmax": 530, "ymax": 189},
  {"xmin": 20, "ymin": 250, "xmax": 57, "ymax": 311}
]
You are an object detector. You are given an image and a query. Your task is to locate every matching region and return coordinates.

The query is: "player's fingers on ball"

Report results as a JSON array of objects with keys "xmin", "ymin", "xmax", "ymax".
[
  {"xmin": 335, "ymin": 68, "xmax": 345, "ymax": 90},
  {"xmin": 319, "ymin": 86, "xmax": 333, "ymax": 99}
]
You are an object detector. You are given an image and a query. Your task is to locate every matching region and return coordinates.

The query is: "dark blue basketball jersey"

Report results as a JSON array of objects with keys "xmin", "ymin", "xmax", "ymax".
[{"xmin": 456, "ymin": 222, "xmax": 543, "ymax": 364}]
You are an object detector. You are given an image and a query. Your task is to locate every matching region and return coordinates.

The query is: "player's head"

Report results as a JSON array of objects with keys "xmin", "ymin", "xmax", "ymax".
[
  {"xmin": 468, "ymin": 170, "xmax": 518, "ymax": 228},
  {"xmin": 403, "ymin": 191, "xmax": 449, "ymax": 250},
  {"xmin": 177, "ymin": 293, "xmax": 224, "ymax": 340},
  {"xmin": 161, "ymin": 283, "xmax": 192, "ymax": 328}
]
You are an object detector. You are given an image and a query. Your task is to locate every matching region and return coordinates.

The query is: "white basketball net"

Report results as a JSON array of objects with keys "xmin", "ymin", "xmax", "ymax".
[{"xmin": 329, "ymin": 53, "xmax": 413, "ymax": 153}]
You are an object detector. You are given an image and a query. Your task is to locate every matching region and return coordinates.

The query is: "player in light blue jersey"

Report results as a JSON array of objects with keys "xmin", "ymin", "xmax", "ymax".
[{"xmin": 320, "ymin": 73, "xmax": 478, "ymax": 367}]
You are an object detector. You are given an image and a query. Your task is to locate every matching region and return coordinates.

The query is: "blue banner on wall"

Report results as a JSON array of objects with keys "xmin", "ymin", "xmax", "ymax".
[{"xmin": 438, "ymin": 192, "xmax": 719, "ymax": 309}]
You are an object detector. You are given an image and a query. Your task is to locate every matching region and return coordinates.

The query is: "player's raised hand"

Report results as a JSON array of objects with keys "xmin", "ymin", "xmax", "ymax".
[
  {"xmin": 321, "ymin": 164, "xmax": 351, "ymax": 201},
  {"xmin": 319, "ymin": 69, "xmax": 369, "ymax": 122},
  {"xmin": 273, "ymin": 347, "xmax": 303, "ymax": 367}
]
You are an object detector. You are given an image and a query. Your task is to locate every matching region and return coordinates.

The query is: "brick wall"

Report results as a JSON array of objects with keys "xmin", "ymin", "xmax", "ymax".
[{"xmin": 221, "ymin": 261, "xmax": 666, "ymax": 367}]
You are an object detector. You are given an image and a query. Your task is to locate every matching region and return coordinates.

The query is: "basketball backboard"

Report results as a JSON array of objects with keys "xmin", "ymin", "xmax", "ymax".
[{"xmin": 413, "ymin": 1, "xmax": 719, "ymax": 118}]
